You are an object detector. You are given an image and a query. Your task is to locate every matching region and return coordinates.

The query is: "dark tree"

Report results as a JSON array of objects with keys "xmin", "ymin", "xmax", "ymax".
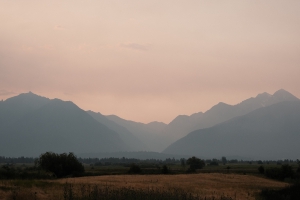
[
  {"xmin": 281, "ymin": 164, "xmax": 294, "ymax": 178},
  {"xmin": 186, "ymin": 156, "xmax": 205, "ymax": 172},
  {"xmin": 221, "ymin": 157, "xmax": 227, "ymax": 165},
  {"xmin": 37, "ymin": 152, "xmax": 84, "ymax": 178},
  {"xmin": 209, "ymin": 159, "xmax": 219, "ymax": 166},
  {"xmin": 128, "ymin": 163, "xmax": 141, "ymax": 174},
  {"xmin": 257, "ymin": 160, "xmax": 263, "ymax": 165},
  {"xmin": 258, "ymin": 165, "xmax": 265, "ymax": 174},
  {"xmin": 180, "ymin": 158, "xmax": 186, "ymax": 168},
  {"xmin": 162, "ymin": 165, "xmax": 170, "ymax": 174},
  {"xmin": 265, "ymin": 164, "xmax": 294, "ymax": 181}
]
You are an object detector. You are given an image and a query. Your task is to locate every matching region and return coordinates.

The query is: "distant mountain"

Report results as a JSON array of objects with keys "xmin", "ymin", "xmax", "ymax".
[
  {"xmin": 163, "ymin": 101, "xmax": 300, "ymax": 160},
  {"xmin": 77, "ymin": 151, "xmax": 191, "ymax": 160},
  {"xmin": 106, "ymin": 115, "xmax": 168, "ymax": 152},
  {"xmin": 0, "ymin": 92, "xmax": 50, "ymax": 128},
  {"xmin": 0, "ymin": 93, "xmax": 129, "ymax": 157},
  {"xmin": 161, "ymin": 89, "xmax": 299, "ymax": 146},
  {"xmin": 87, "ymin": 111, "xmax": 148, "ymax": 151}
]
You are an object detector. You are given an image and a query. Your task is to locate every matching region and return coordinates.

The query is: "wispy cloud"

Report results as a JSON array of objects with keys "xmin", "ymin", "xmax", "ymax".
[{"xmin": 120, "ymin": 43, "xmax": 150, "ymax": 51}]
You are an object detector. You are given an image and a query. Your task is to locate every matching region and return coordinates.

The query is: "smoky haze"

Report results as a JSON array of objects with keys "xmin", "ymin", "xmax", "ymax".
[{"xmin": 1, "ymin": 1, "xmax": 300, "ymax": 123}]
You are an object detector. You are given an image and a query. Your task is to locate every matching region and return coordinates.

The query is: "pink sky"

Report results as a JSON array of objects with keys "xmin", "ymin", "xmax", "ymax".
[{"xmin": 1, "ymin": 0, "xmax": 300, "ymax": 123}]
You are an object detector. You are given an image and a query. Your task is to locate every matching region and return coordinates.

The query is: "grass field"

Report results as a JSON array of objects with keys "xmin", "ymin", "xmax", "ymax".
[{"xmin": 0, "ymin": 173, "xmax": 288, "ymax": 200}]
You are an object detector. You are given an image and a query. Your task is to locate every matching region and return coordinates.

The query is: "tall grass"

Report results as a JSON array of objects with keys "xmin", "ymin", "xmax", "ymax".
[
  {"xmin": 259, "ymin": 183, "xmax": 300, "ymax": 200},
  {"xmin": 62, "ymin": 182, "xmax": 234, "ymax": 200}
]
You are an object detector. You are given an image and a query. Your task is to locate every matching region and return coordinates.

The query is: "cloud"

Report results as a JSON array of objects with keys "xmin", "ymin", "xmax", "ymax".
[
  {"xmin": 120, "ymin": 43, "xmax": 150, "ymax": 51},
  {"xmin": 0, "ymin": 89, "xmax": 16, "ymax": 96}
]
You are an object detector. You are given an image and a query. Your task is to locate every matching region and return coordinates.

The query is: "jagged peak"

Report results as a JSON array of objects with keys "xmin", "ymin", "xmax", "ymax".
[
  {"xmin": 273, "ymin": 89, "xmax": 292, "ymax": 96},
  {"xmin": 215, "ymin": 102, "xmax": 231, "ymax": 107},
  {"xmin": 273, "ymin": 89, "xmax": 299, "ymax": 100},
  {"xmin": 147, "ymin": 121, "xmax": 166, "ymax": 125},
  {"xmin": 255, "ymin": 92, "xmax": 271, "ymax": 99},
  {"xmin": 169, "ymin": 115, "xmax": 189, "ymax": 122},
  {"xmin": 190, "ymin": 112, "xmax": 204, "ymax": 117},
  {"xmin": 4, "ymin": 92, "xmax": 49, "ymax": 102}
]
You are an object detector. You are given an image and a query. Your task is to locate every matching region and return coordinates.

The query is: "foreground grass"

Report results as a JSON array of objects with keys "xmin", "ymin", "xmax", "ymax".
[
  {"xmin": 258, "ymin": 183, "xmax": 300, "ymax": 200},
  {"xmin": 58, "ymin": 173, "xmax": 287, "ymax": 200},
  {"xmin": 0, "ymin": 173, "xmax": 287, "ymax": 200}
]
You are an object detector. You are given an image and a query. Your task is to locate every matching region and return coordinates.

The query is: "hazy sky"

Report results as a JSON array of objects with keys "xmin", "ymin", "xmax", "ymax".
[{"xmin": 1, "ymin": 0, "xmax": 300, "ymax": 123}]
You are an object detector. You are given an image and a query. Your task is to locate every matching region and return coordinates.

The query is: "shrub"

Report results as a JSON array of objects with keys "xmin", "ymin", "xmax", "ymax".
[
  {"xmin": 186, "ymin": 156, "xmax": 205, "ymax": 172},
  {"xmin": 258, "ymin": 165, "xmax": 265, "ymax": 174},
  {"xmin": 37, "ymin": 152, "xmax": 84, "ymax": 178},
  {"xmin": 161, "ymin": 165, "xmax": 170, "ymax": 174},
  {"xmin": 128, "ymin": 163, "xmax": 141, "ymax": 174},
  {"xmin": 264, "ymin": 164, "xmax": 294, "ymax": 181},
  {"xmin": 260, "ymin": 183, "xmax": 300, "ymax": 200}
]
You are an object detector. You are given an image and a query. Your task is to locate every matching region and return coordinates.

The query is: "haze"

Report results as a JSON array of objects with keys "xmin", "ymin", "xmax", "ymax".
[{"xmin": 1, "ymin": 0, "xmax": 299, "ymax": 123}]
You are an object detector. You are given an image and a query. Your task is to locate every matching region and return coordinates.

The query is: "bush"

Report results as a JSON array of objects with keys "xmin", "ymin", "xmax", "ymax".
[
  {"xmin": 161, "ymin": 165, "xmax": 170, "ymax": 174},
  {"xmin": 209, "ymin": 161, "xmax": 219, "ymax": 166},
  {"xmin": 0, "ymin": 165, "xmax": 16, "ymax": 179},
  {"xmin": 128, "ymin": 163, "xmax": 141, "ymax": 174},
  {"xmin": 264, "ymin": 164, "xmax": 294, "ymax": 181},
  {"xmin": 260, "ymin": 183, "xmax": 300, "ymax": 200},
  {"xmin": 37, "ymin": 152, "xmax": 84, "ymax": 178},
  {"xmin": 186, "ymin": 156, "xmax": 205, "ymax": 172},
  {"xmin": 258, "ymin": 165, "xmax": 265, "ymax": 174}
]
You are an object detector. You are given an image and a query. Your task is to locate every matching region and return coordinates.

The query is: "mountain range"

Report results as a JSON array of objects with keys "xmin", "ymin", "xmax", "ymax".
[
  {"xmin": 160, "ymin": 89, "xmax": 300, "ymax": 147},
  {"xmin": 0, "ymin": 92, "xmax": 128, "ymax": 157},
  {"xmin": 0, "ymin": 89, "xmax": 299, "ymax": 159},
  {"xmin": 163, "ymin": 101, "xmax": 300, "ymax": 160}
]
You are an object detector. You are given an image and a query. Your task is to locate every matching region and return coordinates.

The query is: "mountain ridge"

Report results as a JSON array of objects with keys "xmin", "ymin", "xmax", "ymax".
[
  {"xmin": 163, "ymin": 100, "xmax": 300, "ymax": 160},
  {"xmin": 160, "ymin": 89, "xmax": 299, "ymax": 147},
  {"xmin": 0, "ymin": 93, "xmax": 129, "ymax": 157},
  {"xmin": 1, "ymin": 89, "xmax": 299, "ymax": 158}
]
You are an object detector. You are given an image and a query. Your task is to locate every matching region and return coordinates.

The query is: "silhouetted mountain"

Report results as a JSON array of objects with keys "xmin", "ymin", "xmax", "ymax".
[
  {"xmin": 146, "ymin": 121, "xmax": 167, "ymax": 133},
  {"xmin": 0, "ymin": 92, "xmax": 129, "ymax": 157},
  {"xmin": 78, "ymin": 151, "xmax": 190, "ymax": 160},
  {"xmin": 163, "ymin": 101, "xmax": 300, "ymax": 160},
  {"xmin": 161, "ymin": 89, "xmax": 299, "ymax": 146},
  {"xmin": 87, "ymin": 111, "xmax": 148, "ymax": 151},
  {"xmin": 161, "ymin": 112, "xmax": 204, "ymax": 144},
  {"xmin": 0, "ymin": 92, "xmax": 50, "ymax": 128},
  {"xmin": 106, "ymin": 115, "xmax": 168, "ymax": 152}
]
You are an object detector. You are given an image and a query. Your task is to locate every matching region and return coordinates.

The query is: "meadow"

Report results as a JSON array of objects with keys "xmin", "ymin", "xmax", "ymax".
[
  {"xmin": 0, "ymin": 172, "xmax": 288, "ymax": 200},
  {"xmin": 0, "ymin": 161, "xmax": 298, "ymax": 200}
]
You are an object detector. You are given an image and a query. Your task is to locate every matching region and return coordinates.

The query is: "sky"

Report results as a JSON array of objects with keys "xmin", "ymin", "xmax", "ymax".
[{"xmin": 1, "ymin": 0, "xmax": 300, "ymax": 124}]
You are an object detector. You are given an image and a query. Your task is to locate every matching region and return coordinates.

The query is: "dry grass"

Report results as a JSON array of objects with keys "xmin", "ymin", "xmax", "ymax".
[
  {"xmin": 0, "ymin": 173, "xmax": 288, "ymax": 200},
  {"xmin": 57, "ymin": 173, "xmax": 287, "ymax": 200}
]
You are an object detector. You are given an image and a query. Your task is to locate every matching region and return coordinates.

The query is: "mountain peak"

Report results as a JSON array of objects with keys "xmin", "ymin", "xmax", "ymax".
[
  {"xmin": 214, "ymin": 102, "xmax": 231, "ymax": 108},
  {"xmin": 256, "ymin": 92, "xmax": 271, "ymax": 98},
  {"xmin": 273, "ymin": 89, "xmax": 299, "ymax": 101},
  {"xmin": 14, "ymin": 91, "xmax": 47, "ymax": 100}
]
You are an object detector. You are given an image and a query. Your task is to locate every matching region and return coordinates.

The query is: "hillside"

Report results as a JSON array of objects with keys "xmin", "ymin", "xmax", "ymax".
[
  {"xmin": 106, "ymin": 115, "xmax": 168, "ymax": 152},
  {"xmin": 161, "ymin": 89, "xmax": 299, "ymax": 146},
  {"xmin": 0, "ymin": 93, "xmax": 129, "ymax": 157},
  {"xmin": 163, "ymin": 101, "xmax": 300, "ymax": 160},
  {"xmin": 87, "ymin": 111, "xmax": 148, "ymax": 151}
]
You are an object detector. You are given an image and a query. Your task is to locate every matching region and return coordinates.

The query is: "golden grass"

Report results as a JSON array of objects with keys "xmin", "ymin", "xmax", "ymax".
[
  {"xmin": 0, "ymin": 173, "xmax": 288, "ymax": 200},
  {"xmin": 57, "ymin": 173, "xmax": 287, "ymax": 200}
]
